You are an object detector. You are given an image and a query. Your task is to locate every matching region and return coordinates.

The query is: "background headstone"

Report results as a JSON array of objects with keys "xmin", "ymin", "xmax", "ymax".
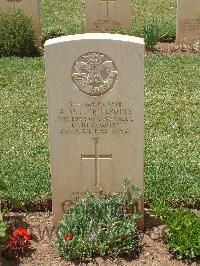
[
  {"xmin": 85, "ymin": 0, "xmax": 132, "ymax": 32},
  {"xmin": 176, "ymin": 0, "xmax": 200, "ymax": 43},
  {"xmin": 0, "ymin": 0, "xmax": 13, "ymax": 9},
  {"xmin": 45, "ymin": 33, "xmax": 144, "ymax": 228},
  {"xmin": 0, "ymin": 0, "xmax": 41, "ymax": 47}
]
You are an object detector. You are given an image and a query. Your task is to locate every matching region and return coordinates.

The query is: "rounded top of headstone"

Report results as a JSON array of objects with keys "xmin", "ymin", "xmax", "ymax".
[{"xmin": 44, "ymin": 33, "xmax": 144, "ymax": 47}]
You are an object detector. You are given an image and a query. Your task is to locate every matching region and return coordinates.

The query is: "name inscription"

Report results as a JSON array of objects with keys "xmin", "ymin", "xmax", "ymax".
[
  {"xmin": 180, "ymin": 18, "xmax": 200, "ymax": 31},
  {"xmin": 92, "ymin": 19, "xmax": 120, "ymax": 32},
  {"xmin": 57, "ymin": 101, "xmax": 134, "ymax": 135},
  {"xmin": 61, "ymin": 191, "xmax": 122, "ymax": 212}
]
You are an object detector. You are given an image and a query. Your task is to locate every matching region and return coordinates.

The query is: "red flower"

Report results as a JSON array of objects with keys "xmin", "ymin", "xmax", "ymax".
[
  {"xmin": 64, "ymin": 234, "xmax": 73, "ymax": 240},
  {"xmin": 13, "ymin": 228, "xmax": 31, "ymax": 241},
  {"xmin": 7, "ymin": 228, "xmax": 31, "ymax": 258}
]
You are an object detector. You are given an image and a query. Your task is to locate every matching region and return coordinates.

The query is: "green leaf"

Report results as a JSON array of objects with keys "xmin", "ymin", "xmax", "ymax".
[{"xmin": 0, "ymin": 221, "xmax": 7, "ymax": 238}]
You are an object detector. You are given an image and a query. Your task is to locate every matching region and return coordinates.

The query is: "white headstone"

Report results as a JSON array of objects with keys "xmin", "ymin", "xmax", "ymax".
[
  {"xmin": 85, "ymin": 0, "xmax": 132, "ymax": 32},
  {"xmin": 0, "ymin": 0, "xmax": 41, "ymax": 47},
  {"xmin": 176, "ymin": 0, "xmax": 200, "ymax": 43},
  {"xmin": 44, "ymin": 33, "xmax": 144, "ymax": 228}
]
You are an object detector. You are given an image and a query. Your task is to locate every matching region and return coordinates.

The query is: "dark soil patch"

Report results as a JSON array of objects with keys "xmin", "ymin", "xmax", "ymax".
[
  {"xmin": 146, "ymin": 42, "xmax": 200, "ymax": 56},
  {"xmin": 1, "ymin": 210, "xmax": 198, "ymax": 266}
]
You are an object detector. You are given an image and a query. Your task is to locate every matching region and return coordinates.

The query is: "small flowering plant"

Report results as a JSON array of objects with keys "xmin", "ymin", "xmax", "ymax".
[
  {"xmin": 57, "ymin": 179, "xmax": 141, "ymax": 260},
  {"xmin": 64, "ymin": 234, "xmax": 73, "ymax": 241},
  {"xmin": 7, "ymin": 227, "xmax": 31, "ymax": 259}
]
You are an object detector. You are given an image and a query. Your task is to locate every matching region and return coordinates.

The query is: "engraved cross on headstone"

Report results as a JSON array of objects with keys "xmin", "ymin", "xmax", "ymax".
[
  {"xmin": 100, "ymin": 0, "xmax": 117, "ymax": 18},
  {"xmin": 81, "ymin": 138, "xmax": 112, "ymax": 188},
  {"xmin": 7, "ymin": 0, "xmax": 22, "ymax": 11}
]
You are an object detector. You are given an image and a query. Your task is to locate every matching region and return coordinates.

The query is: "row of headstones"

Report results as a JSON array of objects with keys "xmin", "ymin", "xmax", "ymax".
[
  {"xmin": 1, "ymin": 0, "xmax": 200, "ymax": 46},
  {"xmin": 44, "ymin": 0, "xmax": 199, "ymax": 228},
  {"xmin": 3, "ymin": 0, "xmax": 199, "ymax": 230}
]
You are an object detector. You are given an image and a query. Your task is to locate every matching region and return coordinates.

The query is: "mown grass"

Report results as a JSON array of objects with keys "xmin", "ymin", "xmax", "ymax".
[
  {"xmin": 145, "ymin": 56, "xmax": 200, "ymax": 204},
  {"xmin": 0, "ymin": 56, "xmax": 199, "ymax": 204},
  {"xmin": 0, "ymin": 57, "xmax": 50, "ymax": 202},
  {"xmin": 132, "ymin": 0, "xmax": 176, "ymax": 41},
  {"xmin": 40, "ymin": 0, "xmax": 176, "ymax": 41},
  {"xmin": 40, "ymin": 0, "xmax": 85, "ymax": 38}
]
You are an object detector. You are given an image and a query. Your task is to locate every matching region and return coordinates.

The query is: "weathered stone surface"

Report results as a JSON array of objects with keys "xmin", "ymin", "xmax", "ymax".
[
  {"xmin": 176, "ymin": 0, "xmax": 200, "ymax": 43},
  {"xmin": 45, "ymin": 33, "xmax": 144, "ymax": 228},
  {"xmin": 85, "ymin": 0, "xmax": 132, "ymax": 33}
]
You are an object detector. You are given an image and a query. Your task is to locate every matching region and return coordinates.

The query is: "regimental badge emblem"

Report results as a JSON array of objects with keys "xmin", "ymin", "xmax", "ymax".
[{"xmin": 72, "ymin": 52, "xmax": 118, "ymax": 96}]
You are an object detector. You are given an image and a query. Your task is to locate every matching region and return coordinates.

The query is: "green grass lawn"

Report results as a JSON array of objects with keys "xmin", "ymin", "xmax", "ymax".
[
  {"xmin": 145, "ymin": 56, "xmax": 200, "ymax": 204},
  {"xmin": 0, "ymin": 56, "xmax": 199, "ymax": 205},
  {"xmin": 40, "ymin": 0, "xmax": 176, "ymax": 41},
  {"xmin": 0, "ymin": 58, "xmax": 50, "ymax": 202}
]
